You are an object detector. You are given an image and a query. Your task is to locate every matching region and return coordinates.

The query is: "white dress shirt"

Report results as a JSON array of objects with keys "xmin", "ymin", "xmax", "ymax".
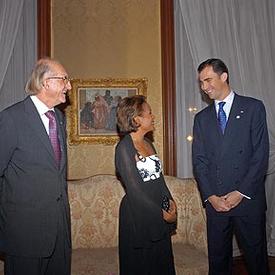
[
  {"xmin": 30, "ymin": 95, "xmax": 54, "ymax": 135},
  {"xmin": 214, "ymin": 90, "xmax": 235, "ymax": 120}
]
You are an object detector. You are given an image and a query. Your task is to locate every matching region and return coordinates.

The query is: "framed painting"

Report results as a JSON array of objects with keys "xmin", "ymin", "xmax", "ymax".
[{"xmin": 68, "ymin": 78, "xmax": 147, "ymax": 145}]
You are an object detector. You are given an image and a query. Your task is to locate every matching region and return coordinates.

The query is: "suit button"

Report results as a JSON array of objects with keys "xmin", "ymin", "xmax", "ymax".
[
  {"xmin": 217, "ymin": 180, "xmax": 222, "ymax": 185},
  {"xmin": 56, "ymin": 194, "xmax": 63, "ymax": 201}
]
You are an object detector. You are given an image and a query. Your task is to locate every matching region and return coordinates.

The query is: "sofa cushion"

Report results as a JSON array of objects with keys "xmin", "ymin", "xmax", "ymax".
[
  {"xmin": 165, "ymin": 176, "xmax": 208, "ymax": 254},
  {"xmin": 71, "ymin": 243, "xmax": 208, "ymax": 275},
  {"xmin": 69, "ymin": 175, "xmax": 124, "ymax": 249}
]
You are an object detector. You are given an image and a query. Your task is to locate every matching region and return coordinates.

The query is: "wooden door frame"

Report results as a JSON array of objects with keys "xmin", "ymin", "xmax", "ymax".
[
  {"xmin": 37, "ymin": 0, "xmax": 51, "ymax": 58},
  {"xmin": 160, "ymin": 0, "xmax": 177, "ymax": 176}
]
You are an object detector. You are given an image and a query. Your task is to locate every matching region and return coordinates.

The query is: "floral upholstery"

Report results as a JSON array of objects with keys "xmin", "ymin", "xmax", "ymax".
[
  {"xmin": 69, "ymin": 175, "xmax": 208, "ymax": 275},
  {"xmin": 69, "ymin": 175, "xmax": 124, "ymax": 249}
]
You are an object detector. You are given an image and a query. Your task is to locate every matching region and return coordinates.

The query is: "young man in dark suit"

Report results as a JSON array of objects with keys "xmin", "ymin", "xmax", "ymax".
[
  {"xmin": 0, "ymin": 58, "xmax": 72, "ymax": 275},
  {"xmin": 192, "ymin": 58, "xmax": 269, "ymax": 275}
]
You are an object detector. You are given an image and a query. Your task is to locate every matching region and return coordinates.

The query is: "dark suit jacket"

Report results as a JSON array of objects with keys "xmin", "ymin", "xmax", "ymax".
[
  {"xmin": 192, "ymin": 93, "xmax": 269, "ymax": 217},
  {"xmin": 0, "ymin": 96, "xmax": 71, "ymax": 257}
]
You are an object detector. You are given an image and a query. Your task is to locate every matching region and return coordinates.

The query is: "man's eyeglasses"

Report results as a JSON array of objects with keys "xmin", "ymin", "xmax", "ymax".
[{"xmin": 46, "ymin": 76, "xmax": 71, "ymax": 84}]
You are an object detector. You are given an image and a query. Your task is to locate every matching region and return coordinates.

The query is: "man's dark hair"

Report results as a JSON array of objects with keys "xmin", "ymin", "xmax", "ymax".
[{"xmin": 198, "ymin": 58, "xmax": 229, "ymax": 84}]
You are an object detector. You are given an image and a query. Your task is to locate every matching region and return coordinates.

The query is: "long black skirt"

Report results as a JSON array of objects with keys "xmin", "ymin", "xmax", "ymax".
[{"xmin": 119, "ymin": 228, "xmax": 175, "ymax": 275}]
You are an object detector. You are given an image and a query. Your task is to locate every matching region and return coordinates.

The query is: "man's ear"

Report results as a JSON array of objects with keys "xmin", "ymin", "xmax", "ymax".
[
  {"xmin": 134, "ymin": 116, "xmax": 141, "ymax": 125},
  {"xmin": 221, "ymin": 72, "xmax": 228, "ymax": 83},
  {"xmin": 41, "ymin": 81, "xmax": 48, "ymax": 90}
]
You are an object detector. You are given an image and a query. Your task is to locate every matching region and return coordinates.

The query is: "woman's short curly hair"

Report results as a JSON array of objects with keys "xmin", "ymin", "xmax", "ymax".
[{"xmin": 116, "ymin": 95, "xmax": 146, "ymax": 133}]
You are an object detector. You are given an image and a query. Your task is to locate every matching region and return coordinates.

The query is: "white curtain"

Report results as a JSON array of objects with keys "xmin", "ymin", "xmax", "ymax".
[
  {"xmin": 174, "ymin": 0, "xmax": 275, "ymax": 256},
  {"xmin": 0, "ymin": 0, "xmax": 37, "ymax": 111}
]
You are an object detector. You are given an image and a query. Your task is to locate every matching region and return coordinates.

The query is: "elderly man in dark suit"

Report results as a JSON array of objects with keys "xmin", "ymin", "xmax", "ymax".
[
  {"xmin": 0, "ymin": 58, "xmax": 72, "ymax": 275},
  {"xmin": 192, "ymin": 58, "xmax": 269, "ymax": 275}
]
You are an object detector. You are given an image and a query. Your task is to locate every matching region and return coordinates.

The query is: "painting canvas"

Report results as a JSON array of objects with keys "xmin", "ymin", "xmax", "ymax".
[{"xmin": 68, "ymin": 78, "xmax": 147, "ymax": 145}]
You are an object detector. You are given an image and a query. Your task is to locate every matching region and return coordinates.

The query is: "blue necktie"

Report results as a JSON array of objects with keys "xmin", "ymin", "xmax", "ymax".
[{"xmin": 218, "ymin": 102, "xmax": 227, "ymax": 134}]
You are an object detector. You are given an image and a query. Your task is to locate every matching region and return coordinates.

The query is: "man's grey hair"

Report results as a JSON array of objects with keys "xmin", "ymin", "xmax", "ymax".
[{"xmin": 25, "ymin": 57, "xmax": 61, "ymax": 95}]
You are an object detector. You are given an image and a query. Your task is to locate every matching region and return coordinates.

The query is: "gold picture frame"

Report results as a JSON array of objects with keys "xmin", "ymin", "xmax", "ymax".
[{"xmin": 68, "ymin": 78, "xmax": 147, "ymax": 145}]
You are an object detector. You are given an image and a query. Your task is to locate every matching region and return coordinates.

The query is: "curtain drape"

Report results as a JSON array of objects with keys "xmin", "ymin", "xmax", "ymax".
[
  {"xmin": 175, "ymin": 0, "xmax": 275, "ymax": 256},
  {"xmin": 0, "ymin": 0, "xmax": 37, "ymax": 111}
]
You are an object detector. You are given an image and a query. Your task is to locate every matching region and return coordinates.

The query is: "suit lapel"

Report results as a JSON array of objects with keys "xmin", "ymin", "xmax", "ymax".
[
  {"xmin": 208, "ymin": 103, "xmax": 224, "ymax": 141},
  {"xmin": 23, "ymin": 97, "xmax": 56, "ymax": 164},
  {"xmin": 221, "ymin": 94, "xmax": 243, "ymax": 156},
  {"xmin": 203, "ymin": 104, "xmax": 224, "ymax": 162}
]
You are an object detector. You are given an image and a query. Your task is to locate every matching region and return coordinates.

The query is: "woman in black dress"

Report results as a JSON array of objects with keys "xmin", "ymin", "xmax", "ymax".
[{"xmin": 115, "ymin": 95, "xmax": 177, "ymax": 275}]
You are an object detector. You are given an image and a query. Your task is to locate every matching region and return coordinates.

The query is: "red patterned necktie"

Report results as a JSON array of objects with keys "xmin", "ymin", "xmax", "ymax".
[{"xmin": 45, "ymin": 110, "xmax": 61, "ymax": 167}]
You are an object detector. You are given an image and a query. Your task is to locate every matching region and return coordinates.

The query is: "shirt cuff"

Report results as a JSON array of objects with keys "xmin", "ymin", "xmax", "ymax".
[{"xmin": 237, "ymin": 191, "xmax": 251, "ymax": 200}]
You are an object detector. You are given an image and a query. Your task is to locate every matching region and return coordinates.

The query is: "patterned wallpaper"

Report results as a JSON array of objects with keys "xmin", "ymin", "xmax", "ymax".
[{"xmin": 52, "ymin": 0, "xmax": 163, "ymax": 179}]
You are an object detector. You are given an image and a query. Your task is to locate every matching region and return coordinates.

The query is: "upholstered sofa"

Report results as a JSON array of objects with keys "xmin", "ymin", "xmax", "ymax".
[
  {"xmin": 69, "ymin": 175, "xmax": 208, "ymax": 275},
  {"xmin": 0, "ymin": 175, "xmax": 208, "ymax": 274}
]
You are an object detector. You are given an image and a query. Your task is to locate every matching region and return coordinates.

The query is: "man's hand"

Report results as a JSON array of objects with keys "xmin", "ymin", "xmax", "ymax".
[
  {"xmin": 208, "ymin": 195, "xmax": 231, "ymax": 212},
  {"xmin": 222, "ymin": 191, "xmax": 243, "ymax": 209}
]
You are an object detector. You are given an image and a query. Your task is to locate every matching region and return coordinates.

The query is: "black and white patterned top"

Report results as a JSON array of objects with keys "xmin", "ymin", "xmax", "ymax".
[{"xmin": 136, "ymin": 154, "xmax": 162, "ymax": 182}]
